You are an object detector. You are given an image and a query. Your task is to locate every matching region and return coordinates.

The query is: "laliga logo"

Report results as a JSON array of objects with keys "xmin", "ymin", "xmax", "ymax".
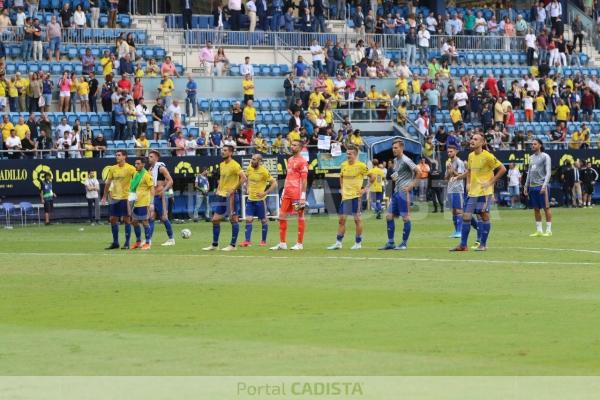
[
  {"xmin": 174, "ymin": 161, "xmax": 194, "ymax": 174},
  {"xmin": 32, "ymin": 164, "xmax": 53, "ymax": 189},
  {"xmin": 560, "ymin": 154, "xmax": 575, "ymax": 166},
  {"xmin": 101, "ymin": 165, "xmax": 112, "ymax": 181}
]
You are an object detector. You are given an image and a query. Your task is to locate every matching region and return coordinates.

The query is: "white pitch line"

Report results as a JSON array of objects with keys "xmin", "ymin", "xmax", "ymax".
[{"xmin": 0, "ymin": 252, "xmax": 598, "ymax": 266}]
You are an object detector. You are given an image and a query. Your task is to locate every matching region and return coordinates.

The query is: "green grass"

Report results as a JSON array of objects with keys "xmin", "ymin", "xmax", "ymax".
[{"xmin": 1, "ymin": 207, "xmax": 600, "ymax": 375}]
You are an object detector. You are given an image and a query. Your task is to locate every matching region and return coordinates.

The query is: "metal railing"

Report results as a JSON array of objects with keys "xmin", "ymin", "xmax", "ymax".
[
  {"xmin": 162, "ymin": 28, "xmax": 530, "ymax": 53},
  {"xmin": 0, "ymin": 26, "xmax": 148, "ymax": 45}
]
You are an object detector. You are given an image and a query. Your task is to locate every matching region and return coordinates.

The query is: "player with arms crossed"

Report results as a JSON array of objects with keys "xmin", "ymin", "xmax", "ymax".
[
  {"xmin": 379, "ymin": 139, "xmax": 421, "ymax": 251},
  {"xmin": 524, "ymin": 138, "xmax": 553, "ymax": 237},
  {"xmin": 368, "ymin": 158, "xmax": 386, "ymax": 219},
  {"xmin": 327, "ymin": 145, "xmax": 373, "ymax": 250},
  {"xmin": 240, "ymin": 154, "xmax": 277, "ymax": 247},
  {"xmin": 271, "ymin": 140, "xmax": 308, "ymax": 251},
  {"xmin": 203, "ymin": 144, "xmax": 247, "ymax": 251},
  {"xmin": 450, "ymin": 134, "xmax": 506, "ymax": 252},
  {"xmin": 102, "ymin": 150, "xmax": 136, "ymax": 249},
  {"xmin": 445, "ymin": 145, "xmax": 465, "ymax": 238},
  {"xmin": 129, "ymin": 157, "xmax": 155, "ymax": 250},
  {"xmin": 148, "ymin": 150, "xmax": 176, "ymax": 246}
]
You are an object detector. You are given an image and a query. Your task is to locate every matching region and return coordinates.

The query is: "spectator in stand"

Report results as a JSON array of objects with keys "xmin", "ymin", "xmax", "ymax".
[
  {"xmin": 29, "ymin": 72, "xmax": 42, "ymax": 113},
  {"xmin": 135, "ymin": 132, "xmax": 149, "ymax": 156},
  {"xmin": 246, "ymin": 0, "xmax": 257, "ymax": 32},
  {"xmin": 243, "ymin": 99, "xmax": 257, "ymax": 128},
  {"xmin": 132, "ymin": 76, "xmax": 143, "ymax": 105},
  {"xmin": 113, "ymin": 97, "xmax": 127, "ymax": 140},
  {"xmin": 310, "ymin": 39, "xmax": 324, "ymax": 74},
  {"xmin": 185, "ymin": 75, "xmax": 197, "ymax": 118},
  {"xmin": 58, "ymin": 71, "xmax": 71, "ymax": 113},
  {"xmin": 229, "ymin": 0, "xmax": 242, "ymax": 31},
  {"xmin": 199, "ymin": 41, "xmax": 215, "ymax": 77},
  {"xmin": 240, "ymin": 56, "xmax": 254, "ymax": 77},
  {"xmin": 73, "ymin": 4, "xmax": 86, "ymax": 40},
  {"xmin": 108, "ymin": 0, "xmax": 119, "ymax": 28},
  {"xmin": 242, "ymin": 74, "xmax": 254, "ymax": 105},
  {"xmin": 158, "ymin": 73, "xmax": 174, "ymax": 107},
  {"xmin": 88, "ymin": 72, "xmax": 98, "ymax": 113},
  {"xmin": 151, "ymin": 97, "xmax": 164, "ymax": 140},
  {"xmin": 256, "ymin": 0, "xmax": 268, "ymax": 31},
  {"xmin": 82, "ymin": 48, "xmax": 95, "ymax": 75},
  {"xmin": 6, "ymin": 129, "xmax": 22, "ymax": 159},
  {"xmin": 35, "ymin": 129, "xmax": 52, "ymax": 158},
  {"xmin": 89, "ymin": 0, "xmax": 100, "ymax": 28},
  {"xmin": 22, "ymin": 17, "xmax": 33, "ymax": 63},
  {"xmin": 181, "ymin": 0, "xmax": 192, "ymax": 30},
  {"xmin": 119, "ymin": 54, "xmax": 134, "ymax": 76},
  {"xmin": 417, "ymin": 24, "xmax": 430, "ymax": 65},
  {"xmin": 161, "ymin": 56, "xmax": 179, "ymax": 78}
]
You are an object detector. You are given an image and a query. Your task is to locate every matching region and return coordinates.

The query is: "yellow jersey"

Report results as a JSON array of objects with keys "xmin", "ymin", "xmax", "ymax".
[
  {"xmin": 14, "ymin": 124, "xmax": 30, "ymax": 140},
  {"xmin": 411, "ymin": 79, "xmax": 421, "ymax": 94},
  {"xmin": 242, "ymin": 79, "xmax": 254, "ymax": 95},
  {"xmin": 1, "ymin": 122, "xmax": 14, "ymax": 141},
  {"xmin": 340, "ymin": 160, "xmax": 369, "ymax": 200},
  {"xmin": 309, "ymin": 92, "xmax": 324, "ymax": 107},
  {"xmin": 535, "ymin": 96, "xmax": 546, "ymax": 112},
  {"xmin": 324, "ymin": 78, "xmax": 334, "ymax": 95},
  {"xmin": 134, "ymin": 171, "xmax": 154, "ymax": 207},
  {"xmin": 243, "ymin": 106, "xmax": 256, "ymax": 122},
  {"xmin": 555, "ymin": 105, "xmax": 570, "ymax": 121},
  {"xmin": 287, "ymin": 130, "xmax": 301, "ymax": 142},
  {"xmin": 159, "ymin": 79, "xmax": 174, "ymax": 97},
  {"xmin": 366, "ymin": 91, "xmax": 380, "ymax": 109},
  {"xmin": 100, "ymin": 57, "xmax": 113, "ymax": 76},
  {"xmin": 467, "ymin": 150, "xmax": 502, "ymax": 197},
  {"xmin": 107, "ymin": 163, "xmax": 137, "ymax": 201},
  {"xmin": 8, "ymin": 81, "xmax": 18, "ymax": 98},
  {"xmin": 0, "ymin": 81, "xmax": 6, "ymax": 97},
  {"xmin": 135, "ymin": 68, "xmax": 145, "ymax": 78},
  {"xmin": 395, "ymin": 78, "xmax": 408, "ymax": 94},
  {"xmin": 77, "ymin": 81, "xmax": 89, "ymax": 96},
  {"xmin": 217, "ymin": 159, "xmax": 242, "ymax": 197},
  {"xmin": 246, "ymin": 165, "xmax": 272, "ymax": 201},
  {"xmin": 450, "ymin": 108, "xmax": 462, "ymax": 123},
  {"xmin": 369, "ymin": 167, "xmax": 386, "ymax": 193}
]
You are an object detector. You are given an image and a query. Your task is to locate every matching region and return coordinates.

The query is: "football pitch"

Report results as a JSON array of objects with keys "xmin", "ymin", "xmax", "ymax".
[{"xmin": 1, "ymin": 207, "xmax": 600, "ymax": 376}]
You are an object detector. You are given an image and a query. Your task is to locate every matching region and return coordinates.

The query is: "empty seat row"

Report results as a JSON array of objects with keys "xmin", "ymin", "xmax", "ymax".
[
  {"xmin": 229, "ymin": 63, "xmax": 290, "ymax": 77},
  {"xmin": 3, "ymin": 60, "xmax": 183, "ymax": 76}
]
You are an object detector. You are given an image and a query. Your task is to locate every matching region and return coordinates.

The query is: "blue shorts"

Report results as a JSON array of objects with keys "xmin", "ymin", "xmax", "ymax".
[
  {"xmin": 132, "ymin": 206, "xmax": 149, "ymax": 221},
  {"xmin": 339, "ymin": 198, "xmax": 361, "ymax": 215},
  {"xmin": 153, "ymin": 195, "xmax": 166, "ymax": 218},
  {"xmin": 370, "ymin": 191, "xmax": 383, "ymax": 202},
  {"xmin": 246, "ymin": 199, "xmax": 266, "ymax": 219},
  {"xmin": 109, "ymin": 199, "xmax": 128, "ymax": 217},
  {"xmin": 528, "ymin": 186, "xmax": 549, "ymax": 209},
  {"xmin": 48, "ymin": 37, "xmax": 60, "ymax": 52},
  {"xmin": 388, "ymin": 191, "xmax": 410, "ymax": 217},
  {"xmin": 463, "ymin": 195, "xmax": 493, "ymax": 214},
  {"xmin": 447, "ymin": 192, "xmax": 464, "ymax": 210},
  {"xmin": 213, "ymin": 193, "xmax": 240, "ymax": 216},
  {"xmin": 508, "ymin": 185, "xmax": 520, "ymax": 196}
]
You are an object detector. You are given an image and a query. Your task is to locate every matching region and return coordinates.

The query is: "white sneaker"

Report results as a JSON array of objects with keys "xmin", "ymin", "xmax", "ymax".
[
  {"xmin": 221, "ymin": 245, "xmax": 237, "ymax": 252},
  {"xmin": 270, "ymin": 243, "xmax": 288, "ymax": 250},
  {"xmin": 327, "ymin": 242, "xmax": 342, "ymax": 250},
  {"xmin": 161, "ymin": 239, "xmax": 176, "ymax": 246},
  {"xmin": 202, "ymin": 245, "xmax": 218, "ymax": 251},
  {"xmin": 350, "ymin": 242, "xmax": 362, "ymax": 250},
  {"xmin": 290, "ymin": 243, "xmax": 304, "ymax": 251}
]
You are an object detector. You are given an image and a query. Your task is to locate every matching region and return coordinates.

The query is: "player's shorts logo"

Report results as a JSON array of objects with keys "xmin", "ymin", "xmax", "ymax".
[
  {"xmin": 32, "ymin": 164, "xmax": 52, "ymax": 189},
  {"xmin": 174, "ymin": 161, "xmax": 194, "ymax": 175}
]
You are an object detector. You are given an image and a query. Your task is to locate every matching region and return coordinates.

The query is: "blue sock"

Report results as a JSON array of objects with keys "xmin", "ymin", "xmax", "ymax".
[
  {"xmin": 164, "ymin": 219, "xmax": 174, "ymax": 239},
  {"xmin": 124, "ymin": 224, "xmax": 131, "ymax": 246},
  {"xmin": 149, "ymin": 219, "xmax": 155, "ymax": 238},
  {"xmin": 144, "ymin": 225, "xmax": 151, "ymax": 243},
  {"xmin": 355, "ymin": 235, "xmax": 362, "ymax": 243},
  {"xmin": 245, "ymin": 222, "xmax": 252, "ymax": 241},
  {"xmin": 261, "ymin": 222, "xmax": 268, "ymax": 242},
  {"xmin": 134, "ymin": 225, "xmax": 141, "ymax": 242},
  {"xmin": 111, "ymin": 223, "xmax": 119, "ymax": 245},
  {"xmin": 471, "ymin": 218, "xmax": 479, "ymax": 231},
  {"xmin": 477, "ymin": 220, "xmax": 483, "ymax": 242},
  {"xmin": 386, "ymin": 219, "xmax": 395, "ymax": 243},
  {"xmin": 212, "ymin": 223, "xmax": 220, "ymax": 246},
  {"xmin": 460, "ymin": 219, "xmax": 471, "ymax": 247},
  {"xmin": 231, "ymin": 222, "xmax": 239, "ymax": 246},
  {"xmin": 480, "ymin": 220, "xmax": 491, "ymax": 246},
  {"xmin": 336, "ymin": 234, "xmax": 344, "ymax": 242},
  {"xmin": 456, "ymin": 216, "xmax": 463, "ymax": 232},
  {"xmin": 452, "ymin": 215, "xmax": 459, "ymax": 231},
  {"xmin": 376, "ymin": 201, "xmax": 381, "ymax": 212},
  {"xmin": 402, "ymin": 220, "xmax": 411, "ymax": 243}
]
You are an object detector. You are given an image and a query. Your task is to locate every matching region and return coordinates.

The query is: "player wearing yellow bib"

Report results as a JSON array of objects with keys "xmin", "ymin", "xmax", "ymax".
[
  {"xmin": 101, "ymin": 150, "xmax": 137, "ymax": 249},
  {"xmin": 240, "ymin": 154, "xmax": 277, "ymax": 247},
  {"xmin": 327, "ymin": 145, "xmax": 373, "ymax": 250},
  {"xmin": 203, "ymin": 145, "xmax": 247, "ymax": 252},
  {"xmin": 130, "ymin": 157, "xmax": 155, "ymax": 251},
  {"xmin": 450, "ymin": 134, "xmax": 506, "ymax": 252},
  {"xmin": 368, "ymin": 158, "xmax": 386, "ymax": 219}
]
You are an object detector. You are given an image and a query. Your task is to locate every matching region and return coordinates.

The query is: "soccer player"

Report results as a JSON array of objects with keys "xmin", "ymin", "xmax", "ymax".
[
  {"xmin": 327, "ymin": 145, "xmax": 372, "ymax": 250},
  {"xmin": 203, "ymin": 144, "xmax": 247, "ymax": 251},
  {"xmin": 130, "ymin": 157, "xmax": 155, "ymax": 250},
  {"xmin": 523, "ymin": 138, "xmax": 553, "ymax": 237},
  {"xmin": 101, "ymin": 149, "xmax": 136, "ymax": 249},
  {"xmin": 148, "ymin": 150, "xmax": 176, "ymax": 246},
  {"xmin": 445, "ymin": 145, "xmax": 465, "ymax": 238},
  {"xmin": 240, "ymin": 154, "xmax": 277, "ymax": 247},
  {"xmin": 450, "ymin": 134, "xmax": 506, "ymax": 252},
  {"xmin": 271, "ymin": 139, "xmax": 308, "ymax": 251},
  {"xmin": 379, "ymin": 139, "xmax": 421, "ymax": 250},
  {"xmin": 368, "ymin": 158, "xmax": 386, "ymax": 219}
]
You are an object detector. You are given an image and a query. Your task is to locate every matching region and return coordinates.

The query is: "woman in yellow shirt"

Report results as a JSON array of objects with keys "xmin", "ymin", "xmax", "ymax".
[
  {"xmin": 134, "ymin": 62, "xmax": 145, "ymax": 78},
  {"xmin": 8, "ymin": 77, "xmax": 18, "ymax": 112},
  {"xmin": 81, "ymin": 137, "xmax": 94, "ymax": 158},
  {"xmin": 377, "ymin": 89, "xmax": 391, "ymax": 120},
  {"xmin": 396, "ymin": 102, "xmax": 407, "ymax": 126},
  {"xmin": 145, "ymin": 59, "xmax": 159, "ymax": 77},
  {"xmin": 77, "ymin": 76, "xmax": 90, "ymax": 112},
  {"xmin": 70, "ymin": 73, "xmax": 78, "ymax": 113}
]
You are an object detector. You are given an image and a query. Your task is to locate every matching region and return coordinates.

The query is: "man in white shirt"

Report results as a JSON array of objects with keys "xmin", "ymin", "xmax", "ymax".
[
  {"xmin": 246, "ymin": 0, "xmax": 257, "ymax": 32},
  {"xmin": 425, "ymin": 11, "xmax": 437, "ymax": 33},
  {"xmin": 84, "ymin": 170, "xmax": 100, "ymax": 224},
  {"xmin": 54, "ymin": 118, "xmax": 72, "ymax": 140},
  {"xmin": 536, "ymin": 2, "xmax": 547, "ymax": 34},
  {"xmin": 199, "ymin": 41, "xmax": 215, "ymax": 77},
  {"xmin": 474, "ymin": 12, "xmax": 487, "ymax": 35},
  {"xmin": 507, "ymin": 163, "xmax": 522, "ymax": 208},
  {"xmin": 228, "ymin": 0, "xmax": 242, "ymax": 30},
  {"xmin": 524, "ymin": 28, "xmax": 537, "ymax": 66},
  {"xmin": 526, "ymin": 75, "xmax": 539, "ymax": 94},
  {"xmin": 417, "ymin": 25, "xmax": 430, "ymax": 65},
  {"xmin": 453, "ymin": 86, "xmax": 469, "ymax": 120},
  {"xmin": 135, "ymin": 98, "xmax": 148, "ymax": 137},
  {"xmin": 309, "ymin": 39, "xmax": 324, "ymax": 73},
  {"xmin": 547, "ymin": 0, "xmax": 562, "ymax": 25},
  {"xmin": 397, "ymin": 59, "xmax": 411, "ymax": 78},
  {"xmin": 166, "ymin": 99, "xmax": 182, "ymax": 119},
  {"xmin": 240, "ymin": 56, "xmax": 254, "ymax": 77},
  {"xmin": 6, "ymin": 130, "xmax": 22, "ymax": 159},
  {"xmin": 185, "ymin": 134, "xmax": 197, "ymax": 156}
]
